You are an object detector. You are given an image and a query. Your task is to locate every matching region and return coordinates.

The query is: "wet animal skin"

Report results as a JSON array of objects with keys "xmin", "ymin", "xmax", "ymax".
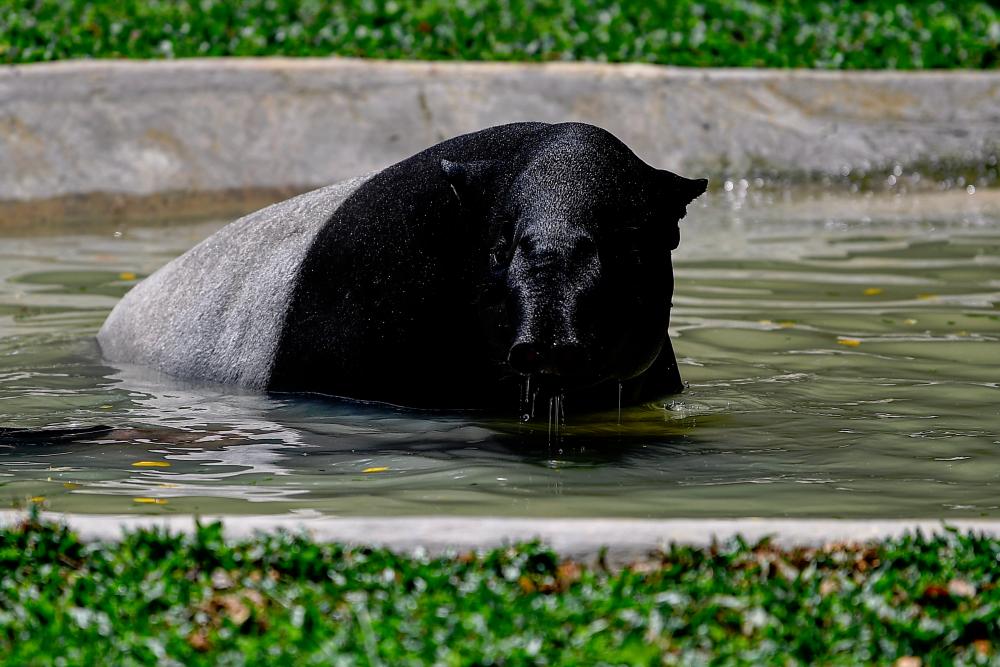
[{"xmin": 98, "ymin": 122, "xmax": 707, "ymax": 411}]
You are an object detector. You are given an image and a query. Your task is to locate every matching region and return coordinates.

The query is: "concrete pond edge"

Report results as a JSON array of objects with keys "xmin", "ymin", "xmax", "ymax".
[
  {"xmin": 5, "ymin": 512, "xmax": 1000, "ymax": 562},
  {"xmin": 2, "ymin": 58, "xmax": 999, "ymax": 225}
]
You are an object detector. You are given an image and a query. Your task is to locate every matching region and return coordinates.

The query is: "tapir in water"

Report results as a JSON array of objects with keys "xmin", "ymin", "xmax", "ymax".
[{"xmin": 98, "ymin": 122, "xmax": 707, "ymax": 412}]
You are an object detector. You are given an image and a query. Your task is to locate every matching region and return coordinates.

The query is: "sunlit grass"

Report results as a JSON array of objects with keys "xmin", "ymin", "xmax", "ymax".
[
  {"xmin": 2, "ymin": 516, "xmax": 1000, "ymax": 663},
  {"xmin": 1, "ymin": 0, "xmax": 997, "ymax": 69}
]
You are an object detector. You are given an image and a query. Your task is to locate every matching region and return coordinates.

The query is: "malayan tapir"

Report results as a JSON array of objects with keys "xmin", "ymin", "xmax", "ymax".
[{"xmin": 97, "ymin": 122, "xmax": 707, "ymax": 413}]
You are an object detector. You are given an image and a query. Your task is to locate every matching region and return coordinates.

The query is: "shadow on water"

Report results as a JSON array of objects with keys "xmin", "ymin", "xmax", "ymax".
[{"xmin": 280, "ymin": 392, "xmax": 720, "ymax": 466}]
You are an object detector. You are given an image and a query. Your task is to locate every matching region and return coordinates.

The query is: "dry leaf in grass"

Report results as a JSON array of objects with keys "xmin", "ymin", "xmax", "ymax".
[
  {"xmin": 629, "ymin": 560, "xmax": 660, "ymax": 575},
  {"xmin": 211, "ymin": 569, "xmax": 234, "ymax": 590},
  {"xmin": 187, "ymin": 629, "xmax": 211, "ymax": 652},
  {"xmin": 921, "ymin": 584, "xmax": 950, "ymax": 601},
  {"xmin": 220, "ymin": 595, "xmax": 251, "ymax": 625},
  {"xmin": 947, "ymin": 578, "xmax": 976, "ymax": 598},
  {"xmin": 537, "ymin": 562, "xmax": 582, "ymax": 593}
]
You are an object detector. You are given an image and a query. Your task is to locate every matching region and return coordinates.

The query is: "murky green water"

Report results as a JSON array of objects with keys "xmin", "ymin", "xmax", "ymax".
[{"xmin": 1, "ymin": 189, "xmax": 998, "ymax": 518}]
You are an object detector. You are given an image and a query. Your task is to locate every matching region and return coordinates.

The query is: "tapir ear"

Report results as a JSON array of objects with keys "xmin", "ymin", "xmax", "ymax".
[
  {"xmin": 659, "ymin": 169, "xmax": 709, "ymax": 206},
  {"xmin": 440, "ymin": 159, "xmax": 496, "ymax": 203}
]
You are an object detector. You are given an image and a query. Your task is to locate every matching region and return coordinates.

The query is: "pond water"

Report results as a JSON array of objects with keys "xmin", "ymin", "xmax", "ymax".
[{"xmin": 1, "ymin": 188, "xmax": 998, "ymax": 518}]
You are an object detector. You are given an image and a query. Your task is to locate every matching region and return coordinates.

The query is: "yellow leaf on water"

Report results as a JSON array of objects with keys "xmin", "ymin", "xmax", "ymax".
[
  {"xmin": 119, "ymin": 272, "xmax": 137, "ymax": 281},
  {"xmin": 837, "ymin": 337, "xmax": 862, "ymax": 347},
  {"xmin": 777, "ymin": 321, "xmax": 796, "ymax": 329},
  {"xmin": 29, "ymin": 496, "xmax": 45, "ymax": 503},
  {"xmin": 134, "ymin": 497, "xmax": 168, "ymax": 505},
  {"xmin": 132, "ymin": 461, "xmax": 171, "ymax": 468},
  {"xmin": 903, "ymin": 318, "xmax": 918, "ymax": 325},
  {"xmin": 62, "ymin": 482, "xmax": 80, "ymax": 490},
  {"xmin": 863, "ymin": 288, "xmax": 883, "ymax": 296},
  {"xmin": 362, "ymin": 467, "xmax": 389, "ymax": 474}
]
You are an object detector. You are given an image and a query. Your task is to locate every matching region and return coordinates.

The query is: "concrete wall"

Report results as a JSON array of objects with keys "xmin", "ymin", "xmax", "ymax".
[
  {"xmin": 6, "ymin": 513, "xmax": 1000, "ymax": 558},
  {"xmin": 2, "ymin": 58, "xmax": 999, "ymax": 223},
  {"xmin": 7, "ymin": 511, "xmax": 1000, "ymax": 565}
]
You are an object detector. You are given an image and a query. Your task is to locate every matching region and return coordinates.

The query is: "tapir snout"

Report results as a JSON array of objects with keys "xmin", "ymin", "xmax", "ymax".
[{"xmin": 505, "ymin": 227, "xmax": 603, "ymax": 383}]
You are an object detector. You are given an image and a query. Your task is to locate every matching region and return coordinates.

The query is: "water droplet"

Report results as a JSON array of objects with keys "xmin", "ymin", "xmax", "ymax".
[
  {"xmin": 617, "ymin": 382, "xmax": 623, "ymax": 426},
  {"xmin": 547, "ymin": 396, "xmax": 555, "ymax": 444}
]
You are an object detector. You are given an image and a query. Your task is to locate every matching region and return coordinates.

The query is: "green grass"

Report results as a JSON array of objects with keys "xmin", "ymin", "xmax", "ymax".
[
  {"xmin": 3, "ymin": 517, "xmax": 1000, "ymax": 664},
  {"xmin": 1, "ymin": 0, "xmax": 998, "ymax": 69}
]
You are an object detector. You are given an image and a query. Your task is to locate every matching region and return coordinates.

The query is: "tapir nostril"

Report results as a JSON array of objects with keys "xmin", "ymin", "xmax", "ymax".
[
  {"xmin": 508, "ymin": 342, "xmax": 543, "ymax": 375},
  {"xmin": 508, "ymin": 341, "xmax": 589, "ymax": 376},
  {"xmin": 551, "ymin": 343, "xmax": 589, "ymax": 375}
]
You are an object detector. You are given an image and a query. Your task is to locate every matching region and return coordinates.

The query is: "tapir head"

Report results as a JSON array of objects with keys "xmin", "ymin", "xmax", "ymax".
[{"xmin": 442, "ymin": 123, "xmax": 707, "ymax": 394}]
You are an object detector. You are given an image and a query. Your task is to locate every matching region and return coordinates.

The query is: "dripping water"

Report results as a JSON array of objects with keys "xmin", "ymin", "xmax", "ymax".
[
  {"xmin": 617, "ymin": 381, "xmax": 623, "ymax": 426},
  {"xmin": 547, "ymin": 396, "xmax": 554, "ymax": 441},
  {"xmin": 547, "ymin": 392, "xmax": 566, "ymax": 446},
  {"xmin": 519, "ymin": 375, "xmax": 565, "ymax": 447},
  {"xmin": 520, "ymin": 375, "xmax": 532, "ymax": 423}
]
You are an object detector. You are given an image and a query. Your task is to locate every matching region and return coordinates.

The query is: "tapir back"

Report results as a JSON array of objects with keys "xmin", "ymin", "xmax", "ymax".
[{"xmin": 97, "ymin": 174, "xmax": 371, "ymax": 388}]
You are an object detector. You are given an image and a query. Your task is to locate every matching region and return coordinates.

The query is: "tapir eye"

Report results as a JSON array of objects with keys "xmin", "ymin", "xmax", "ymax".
[
  {"xmin": 490, "ymin": 237, "xmax": 512, "ymax": 269},
  {"xmin": 574, "ymin": 235, "xmax": 597, "ymax": 260},
  {"xmin": 516, "ymin": 234, "xmax": 536, "ymax": 256}
]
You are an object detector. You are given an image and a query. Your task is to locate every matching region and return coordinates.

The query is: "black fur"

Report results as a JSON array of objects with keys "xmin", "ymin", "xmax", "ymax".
[{"xmin": 269, "ymin": 122, "xmax": 707, "ymax": 409}]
